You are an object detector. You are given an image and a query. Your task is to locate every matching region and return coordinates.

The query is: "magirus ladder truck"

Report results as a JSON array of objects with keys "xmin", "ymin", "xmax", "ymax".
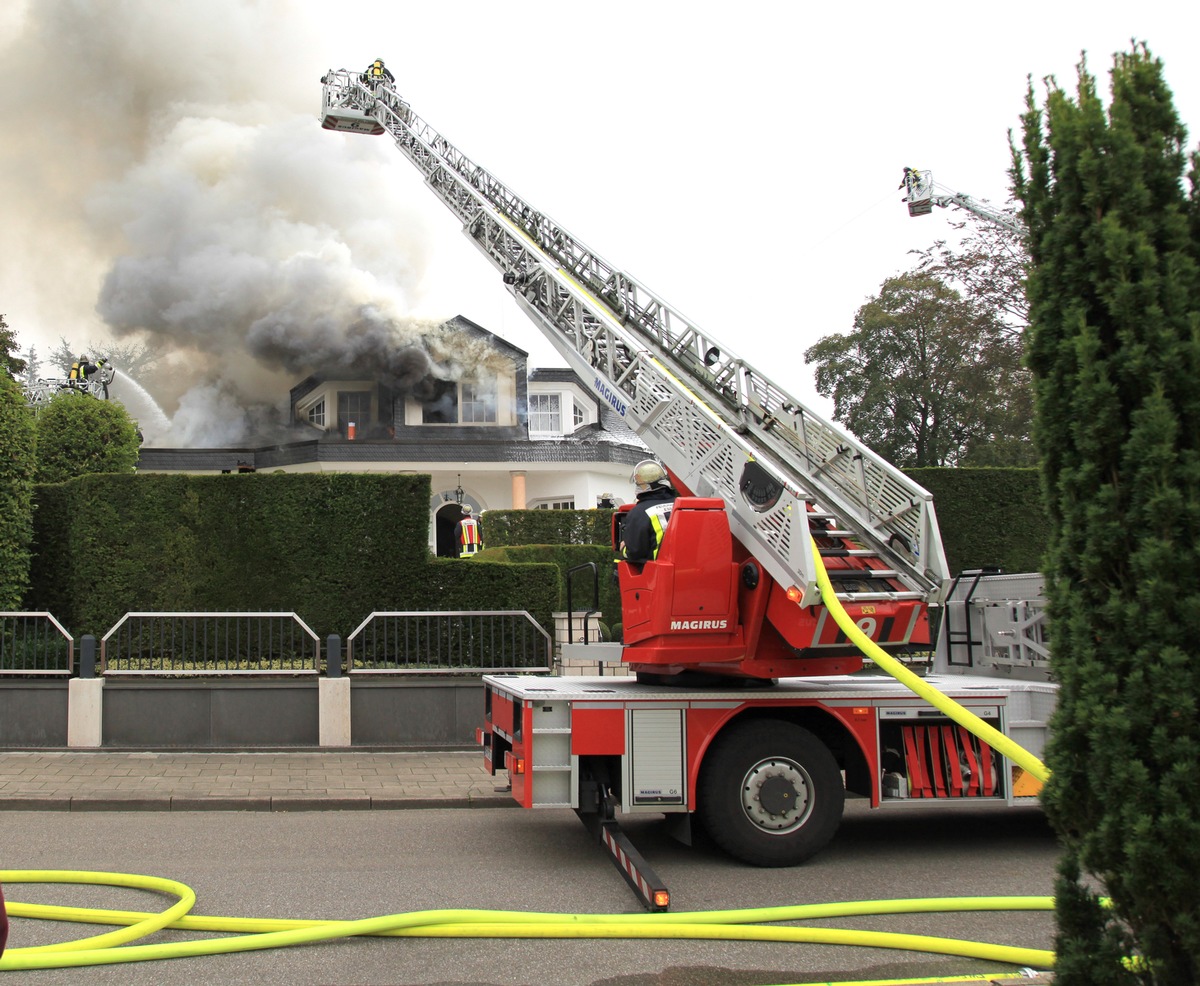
[{"xmin": 320, "ymin": 70, "xmax": 1055, "ymax": 910}]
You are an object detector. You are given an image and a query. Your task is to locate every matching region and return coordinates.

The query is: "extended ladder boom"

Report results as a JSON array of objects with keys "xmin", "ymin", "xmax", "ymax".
[
  {"xmin": 322, "ymin": 71, "xmax": 950, "ymax": 606},
  {"xmin": 900, "ymin": 168, "xmax": 1024, "ymax": 235}
]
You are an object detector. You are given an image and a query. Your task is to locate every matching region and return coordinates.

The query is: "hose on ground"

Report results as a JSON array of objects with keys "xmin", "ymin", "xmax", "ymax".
[{"xmin": 0, "ymin": 869, "xmax": 1053, "ymax": 979}]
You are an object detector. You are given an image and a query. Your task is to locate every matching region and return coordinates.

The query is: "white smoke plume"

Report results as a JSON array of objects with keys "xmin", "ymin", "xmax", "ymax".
[{"xmin": 0, "ymin": 0, "xmax": 457, "ymax": 446}]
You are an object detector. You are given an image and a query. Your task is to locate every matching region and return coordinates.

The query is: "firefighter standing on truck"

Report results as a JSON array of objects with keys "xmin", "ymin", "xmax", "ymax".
[
  {"xmin": 454, "ymin": 504, "xmax": 481, "ymax": 558},
  {"xmin": 620, "ymin": 460, "xmax": 677, "ymax": 563}
]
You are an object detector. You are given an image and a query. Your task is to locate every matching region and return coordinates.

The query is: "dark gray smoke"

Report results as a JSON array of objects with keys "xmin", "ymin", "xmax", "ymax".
[{"xmin": 0, "ymin": 0, "xmax": 460, "ymax": 446}]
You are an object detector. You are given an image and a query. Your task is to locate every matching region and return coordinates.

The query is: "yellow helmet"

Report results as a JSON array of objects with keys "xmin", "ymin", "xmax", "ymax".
[{"xmin": 630, "ymin": 459, "xmax": 669, "ymax": 492}]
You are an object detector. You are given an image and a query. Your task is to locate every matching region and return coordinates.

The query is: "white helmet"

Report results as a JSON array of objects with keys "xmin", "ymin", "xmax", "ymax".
[{"xmin": 630, "ymin": 459, "xmax": 670, "ymax": 492}]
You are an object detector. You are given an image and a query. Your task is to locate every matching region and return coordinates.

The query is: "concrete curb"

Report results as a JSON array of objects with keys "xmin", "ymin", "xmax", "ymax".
[{"xmin": 0, "ymin": 795, "xmax": 519, "ymax": 812}]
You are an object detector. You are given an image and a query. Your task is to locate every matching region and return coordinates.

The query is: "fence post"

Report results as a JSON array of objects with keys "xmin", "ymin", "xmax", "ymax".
[
  {"xmin": 319, "ymin": 634, "xmax": 350, "ymax": 747},
  {"xmin": 68, "ymin": 635, "xmax": 104, "ymax": 748},
  {"xmin": 79, "ymin": 634, "xmax": 97, "ymax": 678},
  {"xmin": 326, "ymin": 634, "xmax": 342, "ymax": 677}
]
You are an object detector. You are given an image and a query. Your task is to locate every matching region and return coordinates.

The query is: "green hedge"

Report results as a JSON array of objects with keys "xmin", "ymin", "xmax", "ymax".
[
  {"xmin": 27, "ymin": 473, "xmax": 559, "ymax": 638},
  {"xmin": 24, "ymin": 468, "xmax": 1048, "ymax": 641},
  {"xmin": 482, "ymin": 508, "xmax": 614, "ymax": 549},
  {"xmin": 484, "ymin": 544, "xmax": 620, "ymax": 626},
  {"xmin": 907, "ymin": 467, "xmax": 1049, "ymax": 576},
  {"xmin": 0, "ymin": 370, "xmax": 36, "ymax": 608}
]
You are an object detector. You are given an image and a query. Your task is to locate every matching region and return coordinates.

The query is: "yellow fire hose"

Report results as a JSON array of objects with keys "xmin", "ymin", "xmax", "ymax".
[
  {"xmin": 0, "ymin": 549, "xmax": 1056, "ymax": 981},
  {"xmin": 810, "ymin": 543, "xmax": 1050, "ymax": 784},
  {"xmin": 0, "ymin": 869, "xmax": 1053, "ymax": 976}
]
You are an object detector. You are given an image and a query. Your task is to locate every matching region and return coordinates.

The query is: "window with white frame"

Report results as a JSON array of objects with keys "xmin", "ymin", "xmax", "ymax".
[
  {"xmin": 337, "ymin": 390, "xmax": 371, "ymax": 436},
  {"xmin": 528, "ymin": 393, "xmax": 561, "ymax": 435},
  {"xmin": 299, "ymin": 396, "xmax": 326, "ymax": 429},
  {"xmin": 461, "ymin": 377, "xmax": 497, "ymax": 423},
  {"xmin": 531, "ymin": 497, "xmax": 576, "ymax": 510},
  {"xmin": 421, "ymin": 379, "xmax": 458, "ymax": 424},
  {"xmin": 572, "ymin": 401, "xmax": 585, "ymax": 429}
]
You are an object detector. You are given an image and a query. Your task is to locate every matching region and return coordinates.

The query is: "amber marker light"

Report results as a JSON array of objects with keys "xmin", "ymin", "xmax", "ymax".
[{"xmin": 785, "ymin": 585, "xmax": 804, "ymax": 604}]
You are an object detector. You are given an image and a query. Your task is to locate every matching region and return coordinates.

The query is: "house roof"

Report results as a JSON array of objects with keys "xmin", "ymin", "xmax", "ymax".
[{"xmin": 137, "ymin": 316, "xmax": 650, "ymax": 472}]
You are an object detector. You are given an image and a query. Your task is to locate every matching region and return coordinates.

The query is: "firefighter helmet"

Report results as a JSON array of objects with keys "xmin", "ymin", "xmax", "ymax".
[
  {"xmin": 630, "ymin": 459, "xmax": 670, "ymax": 492},
  {"xmin": 461, "ymin": 504, "xmax": 472, "ymax": 514}
]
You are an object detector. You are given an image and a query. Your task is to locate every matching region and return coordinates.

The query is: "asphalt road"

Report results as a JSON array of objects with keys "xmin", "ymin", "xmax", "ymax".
[{"xmin": 1, "ymin": 801, "xmax": 1058, "ymax": 985}]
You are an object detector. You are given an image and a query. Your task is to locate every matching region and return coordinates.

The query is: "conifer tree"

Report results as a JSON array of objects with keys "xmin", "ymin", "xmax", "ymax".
[
  {"xmin": 0, "ymin": 341, "xmax": 36, "ymax": 607},
  {"xmin": 1012, "ymin": 43, "xmax": 1200, "ymax": 984}
]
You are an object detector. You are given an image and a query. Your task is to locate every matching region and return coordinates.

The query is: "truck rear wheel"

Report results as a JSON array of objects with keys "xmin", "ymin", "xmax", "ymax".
[{"xmin": 697, "ymin": 719, "xmax": 844, "ymax": 867}]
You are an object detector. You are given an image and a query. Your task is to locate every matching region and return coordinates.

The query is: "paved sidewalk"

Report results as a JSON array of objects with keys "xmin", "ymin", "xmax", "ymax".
[{"xmin": 0, "ymin": 750, "xmax": 513, "ymax": 812}]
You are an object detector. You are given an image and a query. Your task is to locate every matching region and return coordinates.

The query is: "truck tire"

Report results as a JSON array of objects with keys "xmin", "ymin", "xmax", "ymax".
[{"xmin": 697, "ymin": 719, "xmax": 844, "ymax": 867}]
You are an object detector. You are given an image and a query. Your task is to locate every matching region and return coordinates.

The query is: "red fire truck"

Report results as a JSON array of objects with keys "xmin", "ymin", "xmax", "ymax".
[{"xmin": 320, "ymin": 71, "xmax": 1054, "ymax": 909}]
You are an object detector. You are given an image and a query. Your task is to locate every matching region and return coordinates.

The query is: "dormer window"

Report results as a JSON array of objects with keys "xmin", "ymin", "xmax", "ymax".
[
  {"xmin": 461, "ymin": 378, "xmax": 497, "ymax": 423},
  {"xmin": 308, "ymin": 398, "xmax": 326, "ymax": 428},
  {"xmin": 296, "ymin": 393, "xmax": 327, "ymax": 431},
  {"xmin": 528, "ymin": 393, "xmax": 562, "ymax": 436},
  {"xmin": 419, "ymin": 376, "xmax": 498, "ymax": 425}
]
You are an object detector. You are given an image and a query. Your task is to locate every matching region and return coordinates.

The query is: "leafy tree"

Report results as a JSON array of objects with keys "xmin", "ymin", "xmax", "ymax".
[
  {"xmin": 805, "ymin": 272, "xmax": 1034, "ymax": 467},
  {"xmin": 911, "ymin": 208, "xmax": 1031, "ymax": 336},
  {"xmin": 0, "ymin": 356, "xmax": 37, "ymax": 607},
  {"xmin": 1012, "ymin": 43, "xmax": 1200, "ymax": 984},
  {"xmin": 0, "ymin": 313, "xmax": 27, "ymax": 377},
  {"xmin": 34, "ymin": 392, "xmax": 142, "ymax": 484}
]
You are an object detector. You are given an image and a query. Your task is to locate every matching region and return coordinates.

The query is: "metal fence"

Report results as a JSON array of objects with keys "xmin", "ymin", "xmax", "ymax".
[
  {"xmin": 347, "ymin": 611, "xmax": 552, "ymax": 674},
  {"xmin": 0, "ymin": 612, "xmax": 74, "ymax": 675},
  {"xmin": 100, "ymin": 613, "xmax": 321, "ymax": 675}
]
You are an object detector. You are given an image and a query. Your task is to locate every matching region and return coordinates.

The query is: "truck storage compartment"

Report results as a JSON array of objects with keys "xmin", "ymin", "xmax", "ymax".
[{"xmin": 879, "ymin": 711, "xmax": 1003, "ymax": 800}]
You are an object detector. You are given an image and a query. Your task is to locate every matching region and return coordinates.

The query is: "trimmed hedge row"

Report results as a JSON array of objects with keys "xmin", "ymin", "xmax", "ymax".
[
  {"xmin": 483, "ymin": 544, "xmax": 621, "ymax": 627},
  {"xmin": 483, "ymin": 508, "xmax": 614, "ymax": 550},
  {"xmin": 27, "ymin": 473, "xmax": 558, "ymax": 638},
  {"xmin": 908, "ymin": 467, "xmax": 1049, "ymax": 576},
  {"xmin": 482, "ymin": 468, "xmax": 1048, "ymax": 579},
  {"xmin": 24, "ymin": 467, "xmax": 1047, "ymax": 641}
]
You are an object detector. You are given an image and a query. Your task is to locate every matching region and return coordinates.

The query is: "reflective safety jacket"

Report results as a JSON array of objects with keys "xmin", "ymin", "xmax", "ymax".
[
  {"xmin": 456, "ymin": 516, "xmax": 481, "ymax": 557},
  {"xmin": 621, "ymin": 487, "xmax": 677, "ymax": 563}
]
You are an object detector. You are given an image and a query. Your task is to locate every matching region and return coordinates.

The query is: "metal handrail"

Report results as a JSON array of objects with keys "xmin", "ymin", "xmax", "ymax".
[
  {"xmin": 0, "ymin": 612, "xmax": 74, "ymax": 676},
  {"xmin": 100, "ymin": 612, "xmax": 321, "ymax": 675},
  {"xmin": 346, "ymin": 610, "xmax": 552, "ymax": 674}
]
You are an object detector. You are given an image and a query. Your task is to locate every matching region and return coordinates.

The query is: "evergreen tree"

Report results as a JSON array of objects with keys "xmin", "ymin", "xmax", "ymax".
[
  {"xmin": 20, "ymin": 343, "xmax": 39, "ymax": 382},
  {"xmin": 0, "ymin": 348, "xmax": 36, "ymax": 607},
  {"xmin": 1012, "ymin": 44, "xmax": 1200, "ymax": 983},
  {"xmin": 0, "ymin": 314, "xmax": 27, "ymax": 377},
  {"xmin": 34, "ymin": 392, "xmax": 141, "ymax": 484}
]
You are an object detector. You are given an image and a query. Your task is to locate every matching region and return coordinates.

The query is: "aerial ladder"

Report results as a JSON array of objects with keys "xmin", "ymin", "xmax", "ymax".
[
  {"xmin": 318, "ymin": 71, "xmax": 1055, "ymax": 905},
  {"xmin": 900, "ymin": 167, "xmax": 1024, "ymax": 235},
  {"xmin": 321, "ymin": 70, "xmax": 951, "ymax": 681}
]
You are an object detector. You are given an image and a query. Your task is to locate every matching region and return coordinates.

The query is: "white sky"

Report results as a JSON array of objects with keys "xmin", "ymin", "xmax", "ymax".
[{"xmin": 3, "ymin": 0, "xmax": 1198, "ymax": 423}]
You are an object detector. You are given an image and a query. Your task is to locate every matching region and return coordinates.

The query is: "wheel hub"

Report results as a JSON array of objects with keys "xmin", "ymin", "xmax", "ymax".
[{"xmin": 740, "ymin": 757, "xmax": 813, "ymax": 834}]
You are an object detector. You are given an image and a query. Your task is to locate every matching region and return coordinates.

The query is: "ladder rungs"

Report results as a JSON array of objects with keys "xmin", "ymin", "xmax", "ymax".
[
  {"xmin": 826, "ymin": 569, "xmax": 900, "ymax": 580},
  {"xmin": 819, "ymin": 549, "xmax": 878, "ymax": 558}
]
